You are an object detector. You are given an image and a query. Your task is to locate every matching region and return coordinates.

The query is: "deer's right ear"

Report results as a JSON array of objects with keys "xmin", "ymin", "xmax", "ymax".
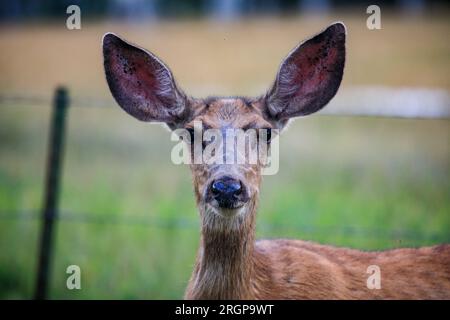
[{"xmin": 102, "ymin": 33, "xmax": 190, "ymax": 127}]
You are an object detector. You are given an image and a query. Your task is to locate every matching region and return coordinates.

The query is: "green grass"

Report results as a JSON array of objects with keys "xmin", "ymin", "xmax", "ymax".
[{"xmin": 0, "ymin": 102, "xmax": 449, "ymax": 299}]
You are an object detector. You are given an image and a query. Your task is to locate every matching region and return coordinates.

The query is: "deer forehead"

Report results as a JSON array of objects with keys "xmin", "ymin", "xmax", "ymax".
[{"xmin": 188, "ymin": 97, "xmax": 271, "ymax": 130}]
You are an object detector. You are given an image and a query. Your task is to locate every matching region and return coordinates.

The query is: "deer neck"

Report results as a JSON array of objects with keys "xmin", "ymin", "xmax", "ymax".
[{"xmin": 189, "ymin": 198, "xmax": 258, "ymax": 299}]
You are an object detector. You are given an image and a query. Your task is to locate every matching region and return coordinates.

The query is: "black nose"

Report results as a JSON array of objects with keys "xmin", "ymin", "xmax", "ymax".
[
  {"xmin": 210, "ymin": 177, "xmax": 243, "ymax": 207},
  {"xmin": 212, "ymin": 178, "xmax": 241, "ymax": 197}
]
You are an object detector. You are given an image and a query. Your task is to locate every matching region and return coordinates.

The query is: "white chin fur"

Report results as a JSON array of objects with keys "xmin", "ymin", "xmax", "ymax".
[
  {"xmin": 205, "ymin": 203, "xmax": 245, "ymax": 218},
  {"xmin": 218, "ymin": 207, "xmax": 245, "ymax": 218},
  {"xmin": 202, "ymin": 204, "xmax": 247, "ymax": 231}
]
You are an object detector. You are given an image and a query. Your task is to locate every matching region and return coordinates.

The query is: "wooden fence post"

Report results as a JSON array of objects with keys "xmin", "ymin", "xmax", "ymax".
[{"xmin": 34, "ymin": 86, "xmax": 69, "ymax": 300}]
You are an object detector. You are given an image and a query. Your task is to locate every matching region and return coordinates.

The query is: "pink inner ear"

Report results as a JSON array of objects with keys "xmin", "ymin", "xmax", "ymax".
[
  {"xmin": 291, "ymin": 41, "xmax": 339, "ymax": 97},
  {"xmin": 109, "ymin": 47, "xmax": 163, "ymax": 105}
]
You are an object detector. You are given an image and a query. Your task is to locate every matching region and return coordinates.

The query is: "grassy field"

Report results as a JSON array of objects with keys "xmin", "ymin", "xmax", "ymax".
[{"xmin": 0, "ymin": 13, "xmax": 449, "ymax": 299}]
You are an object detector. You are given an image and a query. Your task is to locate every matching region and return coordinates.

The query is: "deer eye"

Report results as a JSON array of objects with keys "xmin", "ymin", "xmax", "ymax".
[
  {"xmin": 266, "ymin": 129, "xmax": 272, "ymax": 142},
  {"xmin": 186, "ymin": 128, "xmax": 195, "ymax": 144},
  {"xmin": 186, "ymin": 128, "xmax": 211, "ymax": 150},
  {"xmin": 259, "ymin": 128, "xmax": 272, "ymax": 144},
  {"xmin": 203, "ymin": 135, "xmax": 216, "ymax": 149}
]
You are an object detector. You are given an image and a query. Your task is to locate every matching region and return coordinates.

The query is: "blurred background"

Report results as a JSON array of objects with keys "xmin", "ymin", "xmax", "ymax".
[{"xmin": 0, "ymin": 0, "xmax": 449, "ymax": 299}]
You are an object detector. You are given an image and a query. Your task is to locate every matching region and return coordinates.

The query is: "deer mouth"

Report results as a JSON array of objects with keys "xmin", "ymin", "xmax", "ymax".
[
  {"xmin": 214, "ymin": 198, "xmax": 245, "ymax": 210},
  {"xmin": 205, "ymin": 202, "xmax": 246, "ymax": 219}
]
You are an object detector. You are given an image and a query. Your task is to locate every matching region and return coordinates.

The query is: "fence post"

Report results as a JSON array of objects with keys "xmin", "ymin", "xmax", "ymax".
[{"xmin": 34, "ymin": 86, "xmax": 69, "ymax": 300}]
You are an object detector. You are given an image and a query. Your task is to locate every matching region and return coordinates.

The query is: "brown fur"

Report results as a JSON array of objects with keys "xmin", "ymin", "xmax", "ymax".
[{"xmin": 102, "ymin": 24, "xmax": 450, "ymax": 300}]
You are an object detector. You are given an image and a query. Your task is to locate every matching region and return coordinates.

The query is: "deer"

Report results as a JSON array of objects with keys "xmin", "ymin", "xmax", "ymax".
[{"xmin": 102, "ymin": 22, "xmax": 450, "ymax": 299}]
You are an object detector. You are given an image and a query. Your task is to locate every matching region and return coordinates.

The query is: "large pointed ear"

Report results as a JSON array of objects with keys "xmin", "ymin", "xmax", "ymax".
[
  {"xmin": 102, "ymin": 33, "xmax": 190, "ymax": 128},
  {"xmin": 264, "ymin": 22, "xmax": 346, "ymax": 126}
]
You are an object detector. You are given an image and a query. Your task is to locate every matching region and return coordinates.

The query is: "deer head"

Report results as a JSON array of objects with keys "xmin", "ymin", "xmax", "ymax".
[{"xmin": 102, "ymin": 22, "xmax": 346, "ymax": 231}]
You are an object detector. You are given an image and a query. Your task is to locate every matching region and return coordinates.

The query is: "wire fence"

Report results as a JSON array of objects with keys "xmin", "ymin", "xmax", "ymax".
[
  {"xmin": 1, "ymin": 86, "xmax": 449, "ymax": 299},
  {"xmin": 0, "ymin": 209, "xmax": 447, "ymax": 243},
  {"xmin": 0, "ymin": 93, "xmax": 114, "ymax": 108},
  {"xmin": 1, "ymin": 85, "xmax": 450, "ymax": 118}
]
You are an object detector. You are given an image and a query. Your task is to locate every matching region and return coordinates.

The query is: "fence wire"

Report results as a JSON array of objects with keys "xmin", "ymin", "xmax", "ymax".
[
  {"xmin": 0, "ymin": 210, "xmax": 447, "ymax": 243},
  {"xmin": 1, "ymin": 89, "xmax": 450, "ymax": 118},
  {"xmin": 0, "ymin": 94, "xmax": 114, "ymax": 108}
]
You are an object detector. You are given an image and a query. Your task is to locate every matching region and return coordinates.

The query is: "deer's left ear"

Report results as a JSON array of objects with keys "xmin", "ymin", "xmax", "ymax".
[{"xmin": 264, "ymin": 22, "xmax": 346, "ymax": 126}]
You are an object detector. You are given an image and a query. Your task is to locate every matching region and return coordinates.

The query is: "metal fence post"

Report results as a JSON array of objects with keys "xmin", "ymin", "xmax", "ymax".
[{"xmin": 34, "ymin": 86, "xmax": 69, "ymax": 300}]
